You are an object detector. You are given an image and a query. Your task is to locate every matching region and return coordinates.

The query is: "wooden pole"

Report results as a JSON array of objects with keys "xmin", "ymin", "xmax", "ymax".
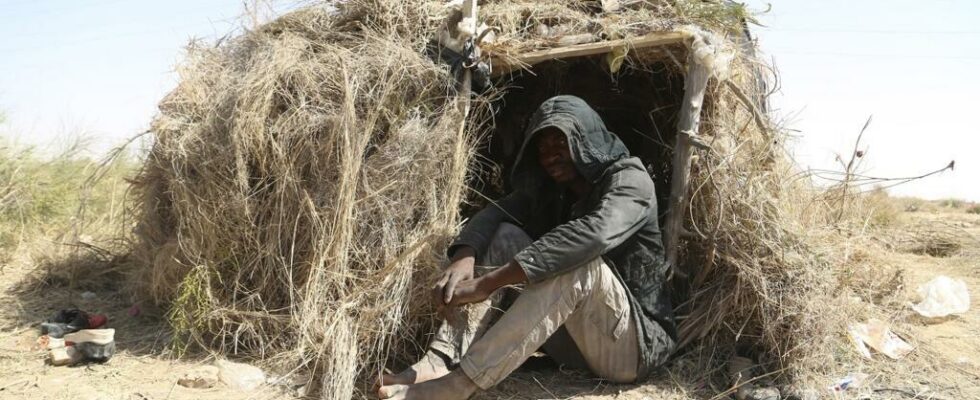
[
  {"xmin": 458, "ymin": 0, "xmax": 477, "ymax": 102},
  {"xmin": 458, "ymin": 0, "xmax": 477, "ymax": 118},
  {"xmin": 442, "ymin": 0, "xmax": 477, "ymax": 226},
  {"xmin": 489, "ymin": 31, "xmax": 689, "ymax": 76},
  {"xmin": 664, "ymin": 52, "xmax": 711, "ymax": 279}
]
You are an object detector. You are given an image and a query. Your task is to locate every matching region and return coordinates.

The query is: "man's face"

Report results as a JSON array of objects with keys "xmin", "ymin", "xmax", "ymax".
[{"xmin": 536, "ymin": 129, "xmax": 578, "ymax": 183}]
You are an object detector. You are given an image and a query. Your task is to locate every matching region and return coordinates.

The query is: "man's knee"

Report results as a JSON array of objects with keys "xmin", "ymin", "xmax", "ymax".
[
  {"xmin": 518, "ymin": 259, "xmax": 605, "ymax": 306},
  {"xmin": 490, "ymin": 222, "xmax": 530, "ymax": 246},
  {"xmin": 483, "ymin": 222, "xmax": 531, "ymax": 266}
]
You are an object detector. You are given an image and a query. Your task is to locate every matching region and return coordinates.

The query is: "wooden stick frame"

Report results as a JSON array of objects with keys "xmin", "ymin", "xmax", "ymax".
[
  {"xmin": 484, "ymin": 31, "xmax": 708, "ymax": 280},
  {"xmin": 664, "ymin": 52, "xmax": 711, "ymax": 279},
  {"xmin": 489, "ymin": 31, "xmax": 690, "ymax": 76}
]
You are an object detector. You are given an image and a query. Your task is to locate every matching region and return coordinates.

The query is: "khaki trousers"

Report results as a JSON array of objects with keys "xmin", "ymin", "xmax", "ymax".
[{"xmin": 430, "ymin": 223, "xmax": 639, "ymax": 390}]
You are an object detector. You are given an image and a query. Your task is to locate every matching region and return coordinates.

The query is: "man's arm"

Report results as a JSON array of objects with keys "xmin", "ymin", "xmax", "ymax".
[
  {"xmin": 445, "ymin": 166, "xmax": 654, "ymax": 307},
  {"xmin": 446, "ymin": 191, "xmax": 531, "ymax": 261},
  {"xmin": 444, "ymin": 259, "xmax": 527, "ymax": 307},
  {"xmin": 436, "ymin": 191, "xmax": 531, "ymax": 305},
  {"xmin": 434, "ymin": 245, "xmax": 476, "ymax": 304},
  {"xmin": 514, "ymin": 167, "xmax": 653, "ymax": 283}
]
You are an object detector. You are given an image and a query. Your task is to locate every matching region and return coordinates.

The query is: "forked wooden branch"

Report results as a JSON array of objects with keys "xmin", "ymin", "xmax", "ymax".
[{"xmin": 664, "ymin": 51, "xmax": 712, "ymax": 279}]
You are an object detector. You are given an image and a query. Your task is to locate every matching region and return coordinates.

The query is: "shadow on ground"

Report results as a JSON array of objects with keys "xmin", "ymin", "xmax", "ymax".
[
  {"xmin": 2, "ymin": 250, "xmax": 172, "ymax": 359},
  {"xmin": 4, "ymin": 250, "xmax": 710, "ymax": 400}
]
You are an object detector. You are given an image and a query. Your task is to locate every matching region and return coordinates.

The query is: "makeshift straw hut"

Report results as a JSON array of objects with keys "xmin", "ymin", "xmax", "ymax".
[{"xmin": 129, "ymin": 0, "xmax": 847, "ymax": 398}]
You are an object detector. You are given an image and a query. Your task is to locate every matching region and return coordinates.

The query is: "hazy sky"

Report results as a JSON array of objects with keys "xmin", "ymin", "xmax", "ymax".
[
  {"xmin": 746, "ymin": 0, "xmax": 978, "ymax": 200},
  {"xmin": 1, "ymin": 1, "xmax": 977, "ymax": 200},
  {"xmin": 0, "ymin": 0, "xmax": 296, "ymax": 151}
]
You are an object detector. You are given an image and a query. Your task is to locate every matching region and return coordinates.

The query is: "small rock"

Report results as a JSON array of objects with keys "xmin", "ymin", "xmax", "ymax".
[
  {"xmin": 781, "ymin": 387, "xmax": 820, "ymax": 400},
  {"xmin": 728, "ymin": 356, "xmax": 755, "ymax": 380},
  {"xmin": 736, "ymin": 385, "xmax": 779, "ymax": 400},
  {"xmin": 216, "ymin": 359, "xmax": 266, "ymax": 391},
  {"xmin": 80, "ymin": 291, "xmax": 97, "ymax": 300},
  {"xmin": 533, "ymin": 23, "xmax": 550, "ymax": 37},
  {"xmin": 178, "ymin": 365, "xmax": 220, "ymax": 389},
  {"xmin": 601, "ymin": 0, "xmax": 622, "ymax": 12}
]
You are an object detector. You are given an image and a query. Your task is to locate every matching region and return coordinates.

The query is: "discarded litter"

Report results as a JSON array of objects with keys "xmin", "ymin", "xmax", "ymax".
[
  {"xmin": 911, "ymin": 275, "xmax": 970, "ymax": 319},
  {"xmin": 829, "ymin": 372, "xmax": 867, "ymax": 392},
  {"xmin": 49, "ymin": 345, "xmax": 83, "ymax": 366},
  {"xmin": 848, "ymin": 319, "xmax": 914, "ymax": 359},
  {"xmin": 37, "ymin": 308, "xmax": 115, "ymax": 366},
  {"xmin": 65, "ymin": 329, "xmax": 116, "ymax": 362},
  {"xmin": 80, "ymin": 291, "xmax": 97, "ymax": 300},
  {"xmin": 40, "ymin": 308, "xmax": 108, "ymax": 338},
  {"xmin": 735, "ymin": 385, "xmax": 779, "ymax": 400}
]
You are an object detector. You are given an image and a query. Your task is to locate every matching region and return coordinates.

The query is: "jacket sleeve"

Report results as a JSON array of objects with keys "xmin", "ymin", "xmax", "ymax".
[
  {"xmin": 447, "ymin": 191, "xmax": 532, "ymax": 261},
  {"xmin": 514, "ymin": 168, "xmax": 653, "ymax": 283}
]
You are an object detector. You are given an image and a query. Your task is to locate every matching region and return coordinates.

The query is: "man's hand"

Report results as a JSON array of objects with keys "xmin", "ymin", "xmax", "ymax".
[
  {"xmin": 444, "ymin": 277, "xmax": 494, "ymax": 307},
  {"xmin": 433, "ymin": 246, "xmax": 476, "ymax": 305},
  {"xmin": 442, "ymin": 260, "xmax": 529, "ymax": 308}
]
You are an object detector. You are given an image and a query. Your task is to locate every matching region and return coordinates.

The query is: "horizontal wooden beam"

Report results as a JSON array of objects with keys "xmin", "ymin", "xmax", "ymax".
[{"xmin": 489, "ymin": 31, "xmax": 690, "ymax": 75}]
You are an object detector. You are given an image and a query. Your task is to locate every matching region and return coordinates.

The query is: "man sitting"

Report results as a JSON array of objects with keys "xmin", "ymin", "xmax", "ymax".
[{"xmin": 378, "ymin": 95, "xmax": 676, "ymax": 399}]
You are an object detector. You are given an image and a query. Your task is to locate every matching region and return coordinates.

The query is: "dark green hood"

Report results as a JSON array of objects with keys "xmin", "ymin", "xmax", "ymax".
[{"xmin": 512, "ymin": 95, "xmax": 631, "ymax": 188}]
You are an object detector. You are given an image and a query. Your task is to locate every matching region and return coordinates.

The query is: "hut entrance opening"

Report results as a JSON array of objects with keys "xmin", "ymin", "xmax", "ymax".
[{"xmin": 478, "ymin": 54, "xmax": 687, "ymax": 224}]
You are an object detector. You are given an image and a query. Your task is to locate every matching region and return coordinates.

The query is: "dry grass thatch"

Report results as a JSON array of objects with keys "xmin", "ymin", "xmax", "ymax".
[
  {"xmin": 130, "ymin": 3, "xmax": 467, "ymax": 397},
  {"xmin": 125, "ymin": 0, "xmax": 873, "ymax": 398}
]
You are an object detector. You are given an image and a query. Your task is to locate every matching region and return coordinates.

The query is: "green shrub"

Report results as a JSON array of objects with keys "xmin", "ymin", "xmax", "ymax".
[
  {"xmin": 0, "ymin": 139, "xmax": 137, "ymax": 263},
  {"xmin": 938, "ymin": 198, "xmax": 965, "ymax": 209}
]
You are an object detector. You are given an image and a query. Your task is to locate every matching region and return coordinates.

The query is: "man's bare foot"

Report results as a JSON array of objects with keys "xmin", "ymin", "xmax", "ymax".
[
  {"xmin": 376, "ymin": 351, "xmax": 450, "ymax": 389},
  {"xmin": 378, "ymin": 369, "xmax": 479, "ymax": 400}
]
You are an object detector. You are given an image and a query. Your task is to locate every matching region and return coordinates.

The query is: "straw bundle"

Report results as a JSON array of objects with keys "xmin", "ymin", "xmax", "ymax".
[
  {"xmin": 130, "ymin": 3, "xmax": 469, "ymax": 397},
  {"xmin": 128, "ymin": 0, "xmax": 860, "ymax": 397}
]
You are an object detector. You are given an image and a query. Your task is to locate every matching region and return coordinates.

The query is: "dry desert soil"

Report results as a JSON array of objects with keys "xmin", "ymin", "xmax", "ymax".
[{"xmin": 1, "ymin": 204, "xmax": 978, "ymax": 400}]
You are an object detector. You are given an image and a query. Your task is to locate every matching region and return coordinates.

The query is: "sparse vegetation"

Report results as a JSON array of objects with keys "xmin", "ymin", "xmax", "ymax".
[
  {"xmin": 0, "ymin": 137, "xmax": 136, "ymax": 286},
  {"xmin": 939, "ymin": 197, "xmax": 966, "ymax": 209},
  {"xmin": 862, "ymin": 188, "xmax": 903, "ymax": 228}
]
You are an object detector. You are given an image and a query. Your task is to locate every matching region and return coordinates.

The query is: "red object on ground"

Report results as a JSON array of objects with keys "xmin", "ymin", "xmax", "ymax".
[{"xmin": 87, "ymin": 314, "xmax": 108, "ymax": 329}]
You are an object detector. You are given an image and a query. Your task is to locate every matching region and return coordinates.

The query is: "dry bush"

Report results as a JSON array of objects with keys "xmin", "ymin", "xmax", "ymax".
[
  {"xmin": 0, "ymin": 138, "xmax": 134, "ymax": 289},
  {"xmin": 861, "ymin": 189, "xmax": 903, "ymax": 228},
  {"xmin": 937, "ymin": 198, "xmax": 966, "ymax": 210},
  {"xmin": 882, "ymin": 221, "xmax": 973, "ymax": 258},
  {"xmin": 834, "ymin": 245, "xmax": 905, "ymax": 308},
  {"xmin": 128, "ymin": 3, "xmax": 472, "ymax": 397}
]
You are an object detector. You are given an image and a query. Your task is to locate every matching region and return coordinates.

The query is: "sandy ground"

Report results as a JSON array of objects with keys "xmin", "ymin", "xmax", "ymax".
[
  {"xmin": 0, "ymin": 206, "xmax": 977, "ymax": 400},
  {"xmin": 862, "ymin": 208, "xmax": 980, "ymax": 399}
]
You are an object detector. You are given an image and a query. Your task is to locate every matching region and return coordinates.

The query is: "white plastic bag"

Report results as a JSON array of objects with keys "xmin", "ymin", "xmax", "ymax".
[
  {"xmin": 912, "ymin": 275, "xmax": 971, "ymax": 318},
  {"xmin": 847, "ymin": 319, "xmax": 914, "ymax": 359}
]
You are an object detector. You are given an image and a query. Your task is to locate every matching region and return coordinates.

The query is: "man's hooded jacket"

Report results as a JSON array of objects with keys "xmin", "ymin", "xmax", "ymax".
[{"xmin": 450, "ymin": 95, "xmax": 676, "ymax": 380}]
